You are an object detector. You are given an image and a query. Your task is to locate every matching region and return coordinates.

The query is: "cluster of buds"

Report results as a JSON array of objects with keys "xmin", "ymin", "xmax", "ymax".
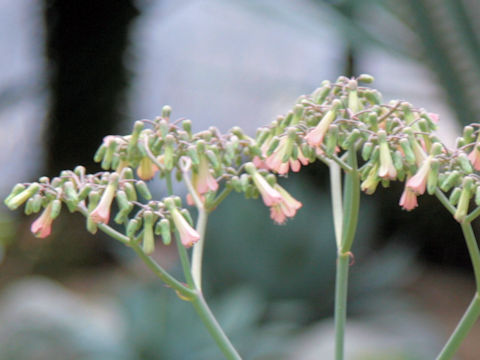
[
  {"xmin": 3, "ymin": 166, "xmax": 198, "ymax": 252},
  {"xmin": 9, "ymin": 73, "xmax": 480, "ymax": 246}
]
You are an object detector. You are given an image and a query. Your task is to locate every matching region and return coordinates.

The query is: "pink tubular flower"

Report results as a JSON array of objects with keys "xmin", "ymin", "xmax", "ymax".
[
  {"xmin": 196, "ymin": 156, "xmax": 219, "ymax": 194},
  {"xmin": 468, "ymin": 145, "xmax": 480, "ymax": 171},
  {"xmin": 269, "ymin": 184, "xmax": 302, "ymax": 224},
  {"xmin": 31, "ymin": 202, "xmax": 54, "ymax": 238},
  {"xmin": 399, "ymin": 186, "xmax": 418, "ymax": 211},
  {"xmin": 90, "ymin": 174, "xmax": 118, "ymax": 224},
  {"xmin": 407, "ymin": 156, "xmax": 432, "ymax": 195},
  {"xmin": 305, "ymin": 108, "xmax": 336, "ymax": 148},
  {"xmin": 136, "ymin": 157, "xmax": 159, "ymax": 181},
  {"xmin": 251, "ymin": 171, "xmax": 282, "ymax": 206},
  {"xmin": 170, "ymin": 207, "xmax": 200, "ymax": 248}
]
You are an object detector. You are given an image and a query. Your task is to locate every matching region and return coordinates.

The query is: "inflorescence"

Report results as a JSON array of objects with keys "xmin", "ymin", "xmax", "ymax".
[{"xmin": 5, "ymin": 75, "xmax": 480, "ymax": 251}]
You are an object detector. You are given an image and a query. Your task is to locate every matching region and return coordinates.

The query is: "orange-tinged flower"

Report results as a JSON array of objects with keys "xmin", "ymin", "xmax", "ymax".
[
  {"xmin": 399, "ymin": 186, "xmax": 418, "ymax": 211},
  {"xmin": 31, "ymin": 202, "xmax": 54, "ymax": 238},
  {"xmin": 136, "ymin": 157, "xmax": 159, "ymax": 181},
  {"xmin": 264, "ymin": 137, "xmax": 309, "ymax": 175}
]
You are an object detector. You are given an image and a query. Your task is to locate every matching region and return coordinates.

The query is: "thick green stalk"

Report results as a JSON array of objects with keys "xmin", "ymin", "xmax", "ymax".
[
  {"xmin": 334, "ymin": 252, "xmax": 350, "ymax": 360},
  {"xmin": 435, "ymin": 222, "xmax": 480, "ymax": 359},
  {"xmin": 191, "ymin": 291, "xmax": 242, "ymax": 360},
  {"xmin": 332, "ymin": 149, "xmax": 360, "ymax": 360},
  {"xmin": 340, "ymin": 149, "xmax": 360, "ymax": 253}
]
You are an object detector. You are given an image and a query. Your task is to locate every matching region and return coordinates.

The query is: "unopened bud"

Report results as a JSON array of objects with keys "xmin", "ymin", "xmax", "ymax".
[{"xmin": 135, "ymin": 181, "xmax": 152, "ymax": 200}]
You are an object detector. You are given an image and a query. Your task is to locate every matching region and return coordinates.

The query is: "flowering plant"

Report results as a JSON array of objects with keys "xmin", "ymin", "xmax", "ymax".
[{"xmin": 4, "ymin": 75, "xmax": 480, "ymax": 360}]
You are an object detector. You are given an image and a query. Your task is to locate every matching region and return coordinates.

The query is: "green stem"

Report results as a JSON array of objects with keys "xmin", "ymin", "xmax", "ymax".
[
  {"xmin": 334, "ymin": 253, "xmax": 350, "ymax": 360},
  {"xmin": 207, "ymin": 187, "xmax": 232, "ymax": 212},
  {"xmin": 461, "ymin": 222, "xmax": 480, "ymax": 290},
  {"xmin": 340, "ymin": 149, "xmax": 360, "ymax": 253},
  {"xmin": 329, "ymin": 161, "xmax": 343, "ymax": 249},
  {"xmin": 191, "ymin": 209, "xmax": 208, "ymax": 289},
  {"xmin": 191, "ymin": 291, "xmax": 242, "ymax": 360},
  {"xmin": 332, "ymin": 148, "xmax": 360, "ymax": 360},
  {"xmin": 166, "ymin": 171, "xmax": 174, "ymax": 196},
  {"xmin": 435, "ymin": 188, "xmax": 456, "ymax": 216},
  {"xmin": 435, "ymin": 222, "xmax": 480, "ymax": 359},
  {"xmin": 77, "ymin": 205, "xmax": 193, "ymax": 297},
  {"xmin": 130, "ymin": 241, "xmax": 195, "ymax": 299},
  {"xmin": 436, "ymin": 293, "xmax": 480, "ymax": 360},
  {"xmin": 175, "ymin": 232, "xmax": 195, "ymax": 288}
]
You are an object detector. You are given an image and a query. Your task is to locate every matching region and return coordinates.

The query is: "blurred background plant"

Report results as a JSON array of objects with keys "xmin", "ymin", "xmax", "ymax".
[{"xmin": 0, "ymin": 0, "xmax": 479, "ymax": 359}]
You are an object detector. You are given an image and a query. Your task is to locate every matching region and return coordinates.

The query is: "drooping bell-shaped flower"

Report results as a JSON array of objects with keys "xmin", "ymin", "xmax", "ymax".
[
  {"xmin": 407, "ymin": 156, "xmax": 432, "ymax": 195},
  {"xmin": 360, "ymin": 163, "xmax": 380, "ymax": 195},
  {"xmin": 245, "ymin": 163, "xmax": 282, "ymax": 206},
  {"xmin": 269, "ymin": 184, "xmax": 302, "ymax": 224},
  {"xmin": 90, "ymin": 173, "xmax": 119, "ymax": 224},
  {"xmin": 136, "ymin": 157, "xmax": 159, "ymax": 181},
  {"xmin": 195, "ymin": 156, "xmax": 219, "ymax": 194},
  {"xmin": 399, "ymin": 184, "xmax": 418, "ymax": 211},
  {"xmin": 377, "ymin": 131, "xmax": 397, "ymax": 180},
  {"xmin": 186, "ymin": 155, "xmax": 218, "ymax": 206},
  {"xmin": 31, "ymin": 202, "xmax": 54, "ymax": 238},
  {"xmin": 305, "ymin": 100, "xmax": 340, "ymax": 148},
  {"xmin": 169, "ymin": 202, "xmax": 200, "ymax": 248}
]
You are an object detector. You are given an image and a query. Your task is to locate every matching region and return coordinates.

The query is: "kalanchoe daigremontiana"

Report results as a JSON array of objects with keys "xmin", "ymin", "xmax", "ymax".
[{"xmin": 5, "ymin": 75, "xmax": 480, "ymax": 360}]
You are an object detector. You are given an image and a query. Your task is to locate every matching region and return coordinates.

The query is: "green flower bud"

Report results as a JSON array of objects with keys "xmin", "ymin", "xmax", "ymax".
[
  {"xmin": 463, "ymin": 126, "xmax": 475, "ymax": 144},
  {"xmin": 4, "ymin": 183, "xmax": 26, "ymax": 205},
  {"xmin": 312, "ymin": 83, "xmax": 331, "ymax": 104},
  {"xmin": 182, "ymin": 119, "xmax": 192, "ymax": 136},
  {"xmin": 342, "ymin": 128, "xmax": 361, "ymax": 150},
  {"xmin": 187, "ymin": 145, "xmax": 200, "ymax": 165},
  {"xmin": 399, "ymin": 138, "xmax": 416, "ymax": 165},
  {"xmin": 87, "ymin": 191, "xmax": 100, "ymax": 234},
  {"xmin": 93, "ymin": 144, "xmax": 107, "ymax": 163},
  {"xmin": 457, "ymin": 153, "xmax": 473, "ymax": 174},
  {"xmin": 475, "ymin": 186, "xmax": 480, "ymax": 206},
  {"xmin": 127, "ymin": 218, "xmax": 141, "ymax": 239},
  {"xmin": 357, "ymin": 74, "xmax": 374, "ymax": 83},
  {"xmin": 180, "ymin": 209, "xmax": 194, "ymax": 227},
  {"xmin": 31, "ymin": 194, "xmax": 43, "ymax": 213},
  {"xmin": 427, "ymin": 159, "xmax": 440, "ymax": 195},
  {"xmin": 454, "ymin": 178, "xmax": 474, "ymax": 222},
  {"xmin": 325, "ymin": 124, "xmax": 339, "ymax": 156},
  {"xmin": 50, "ymin": 199, "xmax": 62, "ymax": 220},
  {"xmin": 230, "ymin": 176, "xmax": 242, "ymax": 192},
  {"xmin": 142, "ymin": 211, "xmax": 155, "ymax": 255},
  {"xmin": 364, "ymin": 90, "xmax": 382, "ymax": 105},
  {"xmin": 63, "ymin": 181, "xmax": 79, "ymax": 212},
  {"xmin": 135, "ymin": 181, "xmax": 151, "ymax": 200},
  {"xmin": 5, "ymin": 183, "xmax": 40, "ymax": 210},
  {"xmin": 368, "ymin": 112, "xmax": 378, "ymax": 131},
  {"xmin": 449, "ymin": 187, "xmax": 462, "ymax": 205},
  {"xmin": 124, "ymin": 182, "xmax": 137, "ymax": 202},
  {"xmin": 164, "ymin": 135, "xmax": 175, "ymax": 171},
  {"xmin": 162, "ymin": 105, "xmax": 172, "ymax": 119},
  {"xmin": 362, "ymin": 141, "xmax": 374, "ymax": 161},
  {"xmin": 440, "ymin": 171, "xmax": 461, "ymax": 192},
  {"xmin": 156, "ymin": 218, "xmax": 171, "ymax": 245}
]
